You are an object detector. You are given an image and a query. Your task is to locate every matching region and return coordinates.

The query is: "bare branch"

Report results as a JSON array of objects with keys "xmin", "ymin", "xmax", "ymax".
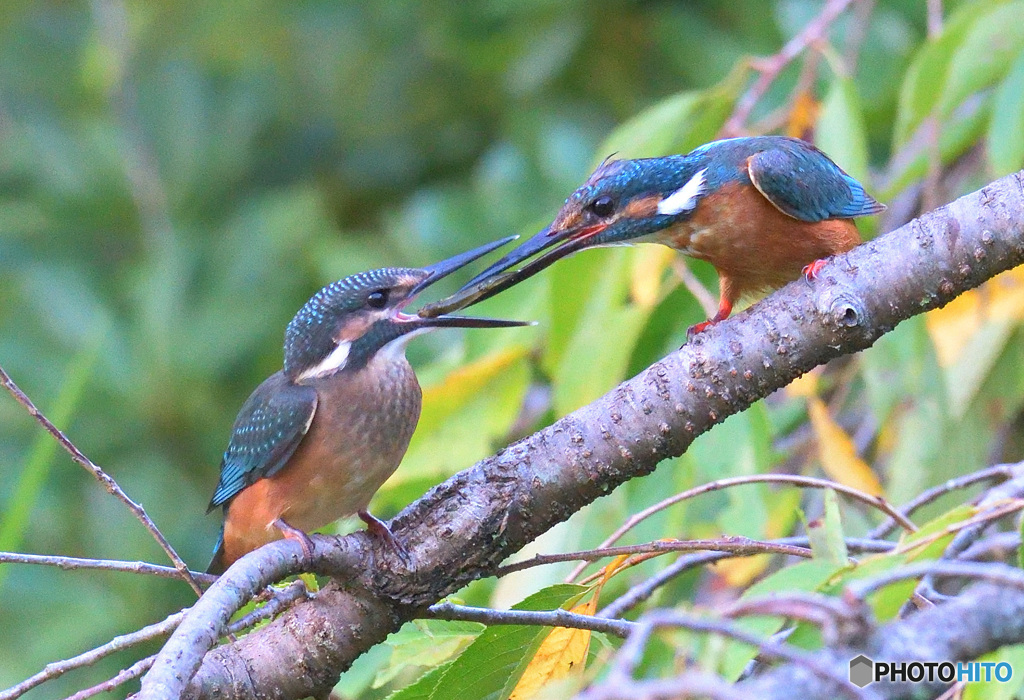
[
  {"xmin": 0, "ymin": 551, "xmax": 216, "ymax": 584},
  {"xmin": 0, "ymin": 366, "xmax": 202, "ymax": 597},
  {"xmin": 848, "ymin": 561, "xmax": 1024, "ymax": 600},
  {"xmin": 595, "ymin": 609, "xmax": 867, "ymax": 700},
  {"xmin": 599, "ymin": 536, "xmax": 894, "ymax": 619},
  {"xmin": 869, "ymin": 462, "xmax": 1020, "ymax": 539},
  {"xmin": 568, "ymin": 473, "xmax": 914, "ymax": 582},
  {"xmin": 0, "ymin": 609, "xmax": 187, "ymax": 700},
  {"xmin": 722, "ymin": 0, "xmax": 857, "ymax": 136},
  {"xmin": 2, "ymin": 581, "xmax": 307, "ymax": 700},
  {"xmin": 738, "ymin": 583, "xmax": 1024, "ymax": 699},
  {"xmin": 498, "ymin": 536, "xmax": 814, "ymax": 578},
  {"xmin": 427, "ymin": 602, "xmax": 634, "ymax": 637}
]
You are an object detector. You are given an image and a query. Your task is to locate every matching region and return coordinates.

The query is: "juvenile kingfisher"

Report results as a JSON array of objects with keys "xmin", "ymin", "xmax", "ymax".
[
  {"xmin": 426, "ymin": 136, "xmax": 884, "ymax": 336},
  {"xmin": 206, "ymin": 238, "xmax": 530, "ymax": 574}
]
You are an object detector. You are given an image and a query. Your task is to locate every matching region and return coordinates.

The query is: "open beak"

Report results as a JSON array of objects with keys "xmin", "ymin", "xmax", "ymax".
[
  {"xmin": 418, "ymin": 222, "xmax": 607, "ymax": 318},
  {"xmin": 402, "ymin": 236, "xmax": 535, "ymax": 330}
]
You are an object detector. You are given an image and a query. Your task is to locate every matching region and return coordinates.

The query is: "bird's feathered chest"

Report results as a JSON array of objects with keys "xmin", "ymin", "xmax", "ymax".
[
  {"xmin": 272, "ymin": 354, "xmax": 422, "ymax": 526},
  {"xmin": 306, "ymin": 355, "xmax": 422, "ymax": 478}
]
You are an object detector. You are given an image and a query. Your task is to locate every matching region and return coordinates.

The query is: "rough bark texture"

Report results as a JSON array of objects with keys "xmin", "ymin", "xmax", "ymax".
[{"xmin": 138, "ymin": 171, "xmax": 1024, "ymax": 700}]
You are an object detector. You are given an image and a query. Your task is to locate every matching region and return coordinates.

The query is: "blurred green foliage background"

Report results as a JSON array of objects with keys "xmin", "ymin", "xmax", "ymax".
[{"xmin": 3, "ymin": 0, "xmax": 1024, "ymax": 697}]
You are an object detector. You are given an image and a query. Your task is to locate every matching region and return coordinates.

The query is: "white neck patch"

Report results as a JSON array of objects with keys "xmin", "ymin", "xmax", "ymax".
[
  {"xmin": 296, "ymin": 340, "xmax": 352, "ymax": 382},
  {"xmin": 377, "ymin": 327, "xmax": 429, "ymax": 362},
  {"xmin": 656, "ymin": 168, "xmax": 708, "ymax": 216}
]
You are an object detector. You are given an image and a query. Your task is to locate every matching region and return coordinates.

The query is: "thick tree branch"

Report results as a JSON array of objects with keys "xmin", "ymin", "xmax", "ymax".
[{"xmin": 141, "ymin": 171, "xmax": 1024, "ymax": 699}]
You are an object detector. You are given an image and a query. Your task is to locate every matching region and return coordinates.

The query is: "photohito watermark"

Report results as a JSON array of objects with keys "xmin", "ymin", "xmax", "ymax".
[{"xmin": 849, "ymin": 654, "xmax": 1013, "ymax": 688}]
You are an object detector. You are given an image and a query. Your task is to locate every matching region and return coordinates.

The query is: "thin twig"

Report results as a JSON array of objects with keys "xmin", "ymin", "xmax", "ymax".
[
  {"xmin": 842, "ymin": 0, "xmax": 876, "ymax": 74},
  {"xmin": 598, "ymin": 537, "xmax": 893, "ymax": 619},
  {"xmin": 671, "ymin": 259, "xmax": 719, "ymax": 319},
  {"xmin": 927, "ymin": 0, "xmax": 943, "ymax": 37},
  {"xmin": 499, "ymin": 537, "xmax": 814, "ymax": 578},
  {"xmin": 0, "ymin": 609, "xmax": 187, "ymax": 700},
  {"xmin": 722, "ymin": 0, "xmax": 856, "ymax": 136},
  {"xmin": 723, "ymin": 591, "xmax": 873, "ymax": 647},
  {"xmin": 8, "ymin": 581, "xmax": 309, "ymax": 700},
  {"xmin": 427, "ymin": 602, "xmax": 634, "ymax": 637},
  {"xmin": 567, "ymin": 473, "xmax": 914, "ymax": 582},
  {"xmin": 868, "ymin": 462, "xmax": 1019, "ymax": 539},
  {"xmin": 958, "ymin": 531, "xmax": 1021, "ymax": 563},
  {"xmin": 0, "ymin": 551, "xmax": 216, "ymax": 585},
  {"xmin": 0, "ymin": 365, "xmax": 203, "ymax": 596},
  {"xmin": 64, "ymin": 655, "xmax": 154, "ymax": 700},
  {"xmin": 579, "ymin": 672, "xmax": 756, "ymax": 700},
  {"xmin": 907, "ymin": 470, "xmax": 1024, "ymax": 612},
  {"xmin": 891, "ymin": 499, "xmax": 1024, "ymax": 559},
  {"xmin": 848, "ymin": 560, "xmax": 1024, "ymax": 599},
  {"xmin": 605, "ymin": 610, "xmax": 867, "ymax": 700}
]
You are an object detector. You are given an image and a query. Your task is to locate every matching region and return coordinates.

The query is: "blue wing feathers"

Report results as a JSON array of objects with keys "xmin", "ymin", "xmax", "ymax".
[
  {"xmin": 207, "ymin": 372, "xmax": 317, "ymax": 510},
  {"xmin": 742, "ymin": 138, "xmax": 884, "ymax": 222}
]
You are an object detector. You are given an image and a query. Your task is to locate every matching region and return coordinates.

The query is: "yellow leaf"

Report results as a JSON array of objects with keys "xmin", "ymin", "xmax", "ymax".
[
  {"xmin": 630, "ymin": 245, "xmax": 677, "ymax": 309},
  {"xmin": 926, "ymin": 267, "xmax": 1024, "ymax": 367},
  {"xmin": 417, "ymin": 346, "xmax": 528, "ymax": 434},
  {"xmin": 715, "ymin": 554, "xmax": 773, "ymax": 587},
  {"xmin": 786, "ymin": 368, "xmax": 821, "ymax": 398},
  {"xmin": 787, "ymin": 91, "xmax": 820, "ymax": 140},
  {"xmin": 509, "ymin": 559, "xmax": 624, "ymax": 700},
  {"xmin": 807, "ymin": 397, "xmax": 883, "ymax": 496},
  {"xmin": 508, "ymin": 597, "xmax": 595, "ymax": 700}
]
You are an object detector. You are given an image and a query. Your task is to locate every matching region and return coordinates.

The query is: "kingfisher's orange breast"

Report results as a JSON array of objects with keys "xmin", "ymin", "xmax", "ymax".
[
  {"xmin": 655, "ymin": 181, "xmax": 861, "ymax": 299},
  {"xmin": 220, "ymin": 354, "xmax": 422, "ymax": 567}
]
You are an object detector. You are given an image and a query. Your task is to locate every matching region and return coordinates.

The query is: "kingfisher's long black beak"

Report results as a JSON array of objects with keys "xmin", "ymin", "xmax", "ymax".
[
  {"xmin": 418, "ymin": 222, "xmax": 607, "ymax": 318},
  {"xmin": 410, "ymin": 235, "xmax": 518, "ymax": 296},
  {"xmin": 402, "ymin": 236, "xmax": 535, "ymax": 330}
]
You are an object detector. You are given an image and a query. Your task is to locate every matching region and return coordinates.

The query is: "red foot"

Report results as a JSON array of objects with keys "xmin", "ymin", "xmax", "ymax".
[
  {"xmin": 685, "ymin": 296, "xmax": 734, "ymax": 343},
  {"xmin": 802, "ymin": 258, "xmax": 829, "ymax": 280},
  {"xmin": 359, "ymin": 510, "xmax": 412, "ymax": 565},
  {"xmin": 273, "ymin": 518, "xmax": 315, "ymax": 560},
  {"xmin": 686, "ymin": 319, "xmax": 715, "ymax": 340}
]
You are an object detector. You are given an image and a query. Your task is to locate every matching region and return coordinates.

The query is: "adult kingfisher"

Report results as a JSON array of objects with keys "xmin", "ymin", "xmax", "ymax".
[{"xmin": 425, "ymin": 136, "xmax": 884, "ymax": 337}]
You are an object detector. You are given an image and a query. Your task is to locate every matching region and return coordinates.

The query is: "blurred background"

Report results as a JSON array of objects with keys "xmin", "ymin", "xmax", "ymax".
[{"xmin": 3, "ymin": 0, "xmax": 1024, "ymax": 697}]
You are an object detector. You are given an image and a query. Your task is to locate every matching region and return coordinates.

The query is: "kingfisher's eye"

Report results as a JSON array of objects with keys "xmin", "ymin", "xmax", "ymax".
[
  {"xmin": 590, "ymin": 195, "xmax": 615, "ymax": 218},
  {"xmin": 366, "ymin": 290, "xmax": 389, "ymax": 309}
]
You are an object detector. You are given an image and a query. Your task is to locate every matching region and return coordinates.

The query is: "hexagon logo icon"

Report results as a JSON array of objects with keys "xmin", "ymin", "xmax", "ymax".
[{"xmin": 849, "ymin": 654, "xmax": 874, "ymax": 688}]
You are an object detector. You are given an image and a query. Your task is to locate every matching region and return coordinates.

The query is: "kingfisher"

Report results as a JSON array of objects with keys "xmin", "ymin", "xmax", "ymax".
[
  {"xmin": 426, "ymin": 136, "xmax": 884, "ymax": 336},
  {"xmin": 206, "ymin": 238, "xmax": 531, "ymax": 574}
]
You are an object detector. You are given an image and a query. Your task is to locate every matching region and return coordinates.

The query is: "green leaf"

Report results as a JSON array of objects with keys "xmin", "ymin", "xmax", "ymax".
[
  {"xmin": 962, "ymin": 645, "xmax": 1024, "ymax": 700},
  {"xmin": 939, "ymin": 2, "xmax": 1024, "ymax": 121},
  {"xmin": 893, "ymin": 0, "xmax": 994, "ymax": 145},
  {"xmin": 807, "ymin": 490, "xmax": 848, "ymax": 566},
  {"xmin": 376, "ymin": 620, "xmax": 485, "ymax": 688},
  {"xmin": 826, "ymin": 504, "xmax": 977, "ymax": 620},
  {"xmin": 987, "ymin": 48, "xmax": 1024, "ymax": 175},
  {"xmin": 387, "ymin": 585, "xmax": 587, "ymax": 700},
  {"xmin": 595, "ymin": 65, "xmax": 744, "ymax": 161},
  {"xmin": 551, "ymin": 249, "xmax": 652, "ymax": 415},
  {"xmin": 599, "ymin": 91, "xmax": 702, "ymax": 160},
  {"xmin": 816, "ymin": 79, "xmax": 871, "ymax": 185},
  {"xmin": 882, "ymin": 93, "xmax": 991, "ymax": 200}
]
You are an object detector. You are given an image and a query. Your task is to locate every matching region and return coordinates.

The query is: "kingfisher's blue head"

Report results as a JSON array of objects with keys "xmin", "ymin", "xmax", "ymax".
[
  {"xmin": 283, "ymin": 237, "xmax": 530, "ymax": 382},
  {"xmin": 414, "ymin": 153, "xmax": 706, "ymax": 316}
]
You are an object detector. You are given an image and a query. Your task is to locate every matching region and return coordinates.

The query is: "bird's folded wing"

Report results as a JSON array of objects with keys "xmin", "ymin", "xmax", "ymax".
[
  {"xmin": 208, "ymin": 372, "xmax": 318, "ymax": 509},
  {"xmin": 747, "ymin": 146, "xmax": 885, "ymax": 222}
]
